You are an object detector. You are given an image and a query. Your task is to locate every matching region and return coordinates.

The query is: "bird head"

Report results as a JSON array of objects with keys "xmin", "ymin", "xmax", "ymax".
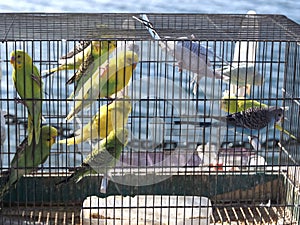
[
  {"xmin": 271, "ymin": 107, "xmax": 284, "ymax": 123},
  {"xmin": 107, "ymin": 40, "xmax": 117, "ymax": 54},
  {"xmin": 92, "ymin": 40, "xmax": 117, "ymax": 56},
  {"xmin": 41, "ymin": 126, "xmax": 58, "ymax": 147},
  {"xmin": 123, "ymin": 51, "xmax": 139, "ymax": 69},
  {"xmin": 10, "ymin": 50, "xmax": 32, "ymax": 70}
]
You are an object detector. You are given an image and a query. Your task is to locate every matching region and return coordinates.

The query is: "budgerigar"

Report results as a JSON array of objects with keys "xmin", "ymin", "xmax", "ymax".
[
  {"xmin": 59, "ymin": 98, "xmax": 131, "ymax": 145},
  {"xmin": 66, "ymin": 40, "xmax": 117, "ymax": 100},
  {"xmin": 226, "ymin": 107, "xmax": 283, "ymax": 130},
  {"xmin": 65, "ymin": 50, "xmax": 139, "ymax": 121},
  {"xmin": 42, "ymin": 41, "xmax": 90, "ymax": 76},
  {"xmin": 56, "ymin": 128, "xmax": 128, "ymax": 184},
  {"xmin": 0, "ymin": 126, "xmax": 58, "ymax": 198},
  {"xmin": 10, "ymin": 50, "xmax": 43, "ymax": 145},
  {"xmin": 43, "ymin": 41, "xmax": 116, "ymax": 78},
  {"xmin": 133, "ymin": 14, "xmax": 222, "ymax": 95},
  {"xmin": 221, "ymin": 91, "xmax": 298, "ymax": 141}
]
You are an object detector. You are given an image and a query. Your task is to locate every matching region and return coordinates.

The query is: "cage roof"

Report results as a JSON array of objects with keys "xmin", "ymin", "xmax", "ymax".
[{"xmin": 0, "ymin": 13, "xmax": 299, "ymax": 41}]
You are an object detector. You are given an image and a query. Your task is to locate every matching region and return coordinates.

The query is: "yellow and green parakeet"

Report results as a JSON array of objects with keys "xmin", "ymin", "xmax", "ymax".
[
  {"xmin": 65, "ymin": 40, "xmax": 117, "ymax": 85},
  {"xmin": 0, "ymin": 125, "xmax": 58, "ymax": 198},
  {"xmin": 10, "ymin": 50, "xmax": 43, "ymax": 145},
  {"xmin": 221, "ymin": 91, "xmax": 297, "ymax": 140},
  {"xmin": 59, "ymin": 98, "xmax": 131, "ymax": 145},
  {"xmin": 43, "ymin": 40, "xmax": 116, "ymax": 77},
  {"xmin": 57, "ymin": 128, "xmax": 128, "ymax": 184},
  {"xmin": 65, "ymin": 50, "xmax": 139, "ymax": 122},
  {"xmin": 65, "ymin": 40, "xmax": 117, "ymax": 100}
]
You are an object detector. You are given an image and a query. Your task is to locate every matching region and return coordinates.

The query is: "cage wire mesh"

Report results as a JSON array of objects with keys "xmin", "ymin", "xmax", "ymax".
[{"xmin": 0, "ymin": 13, "xmax": 298, "ymax": 225}]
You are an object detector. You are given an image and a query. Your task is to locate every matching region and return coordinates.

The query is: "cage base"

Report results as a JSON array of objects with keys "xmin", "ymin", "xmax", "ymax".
[{"xmin": 0, "ymin": 205, "xmax": 295, "ymax": 225}]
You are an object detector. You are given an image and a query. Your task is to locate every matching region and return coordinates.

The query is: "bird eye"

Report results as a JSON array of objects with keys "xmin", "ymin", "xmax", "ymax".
[{"xmin": 17, "ymin": 55, "xmax": 21, "ymax": 58}]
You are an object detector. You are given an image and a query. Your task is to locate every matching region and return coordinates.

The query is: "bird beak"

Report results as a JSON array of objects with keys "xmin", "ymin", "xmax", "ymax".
[
  {"xmin": 51, "ymin": 136, "xmax": 57, "ymax": 146},
  {"xmin": 10, "ymin": 56, "xmax": 15, "ymax": 65},
  {"xmin": 132, "ymin": 63, "xmax": 137, "ymax": 69}
]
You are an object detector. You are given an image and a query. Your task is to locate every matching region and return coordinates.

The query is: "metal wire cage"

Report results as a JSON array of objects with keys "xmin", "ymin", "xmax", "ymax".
[{"xmin": 0, "ymin": 13, "xmax": 299, "ymax": 225}]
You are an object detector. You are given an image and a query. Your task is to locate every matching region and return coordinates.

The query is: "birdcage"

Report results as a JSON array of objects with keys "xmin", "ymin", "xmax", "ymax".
[{"xmin": 0, "ymin": 12, "xmax": 299, "ymax": 225}]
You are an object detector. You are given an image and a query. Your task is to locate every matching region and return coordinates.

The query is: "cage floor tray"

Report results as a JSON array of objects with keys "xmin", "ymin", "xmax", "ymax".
[{"xmin": 80, "ymin": 195, "xmax": 211, "ymax": 225}]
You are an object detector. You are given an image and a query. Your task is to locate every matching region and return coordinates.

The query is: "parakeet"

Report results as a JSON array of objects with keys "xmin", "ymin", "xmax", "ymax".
[
  {"xmin": 59, "ymin": 98, "xmax": 131, "ymax": 145},
  {"xmin": 65, "ymin": 50, "xmax": 139, "ymax": 122},
  {"xmin": 42, "ymin": 41, "xmax": 90, "ymax": 76},
  {"xmin": 226, "ymin": 107, "xmax": 283, "ymax": 130},
  {"xmin": 42, "ymin": 40, "xmax": 116, "ymax": 77},
  {"xmin": 66, "ymin": 40, "xmax": 117, "ymax": 86},
  {"xmin": 65, "ymin": 40, "xmax": 117, "ymax": 100},
  {"xmin": 0, "ymin": 126, "xmax": 58, "ymax": 198},
  {"xmin": 10, "ymin": 50, "xmax": 43, "ymax": 145},
  {"xmin": 133, "ymin": 14, "xmax": 222, "ymax": 95},
  {"xmin": 175, "ymin": 40, "xmax": 222, "ymax": 76},
  {"xmin": 56, "ymin": 128, "xmax": 128, "ymax": 184},
  {"xmin": 221, "ymin": 91, "xmax": 298, "ymax": 141}
]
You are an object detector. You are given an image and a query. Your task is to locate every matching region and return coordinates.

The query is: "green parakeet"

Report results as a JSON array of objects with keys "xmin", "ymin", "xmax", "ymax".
[
  {"xmin": 10, "ymin": 50, "xmax": 43, "ymax": 145},
  {"xmin": 59, "ymin": 98, "xmax": 131, "ymax": 145},
  {"xmin": 57, "ymin": 128, "xmax": 128, "ymax": 184},
  {"xmin": 65, "ymin": 50, "xmax": 139, "ymax": 122},
  {"xmin": 0, "ymin": 126, "xmax": 58, "ymax": 198}
]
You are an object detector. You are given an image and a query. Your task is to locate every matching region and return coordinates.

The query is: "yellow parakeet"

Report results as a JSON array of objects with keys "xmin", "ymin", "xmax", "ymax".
[
  {"xmin": 65, "ymin": 50, "xmax": 139, "ymax": 122},
  {"xmin": 59, "ymin": 98, "xmax": 131, "ymax": 145}
]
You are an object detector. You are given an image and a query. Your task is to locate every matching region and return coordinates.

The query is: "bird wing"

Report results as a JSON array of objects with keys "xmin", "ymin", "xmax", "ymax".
[{"xmin": 60, "ymin": 41, "xmax": 91, "ymax": 60}]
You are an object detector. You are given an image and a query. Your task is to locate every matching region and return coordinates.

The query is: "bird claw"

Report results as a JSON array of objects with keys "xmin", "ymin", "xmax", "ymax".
[{"xmin": 14, "ymin": 97, "xmax": 26, "ymax": 106}]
